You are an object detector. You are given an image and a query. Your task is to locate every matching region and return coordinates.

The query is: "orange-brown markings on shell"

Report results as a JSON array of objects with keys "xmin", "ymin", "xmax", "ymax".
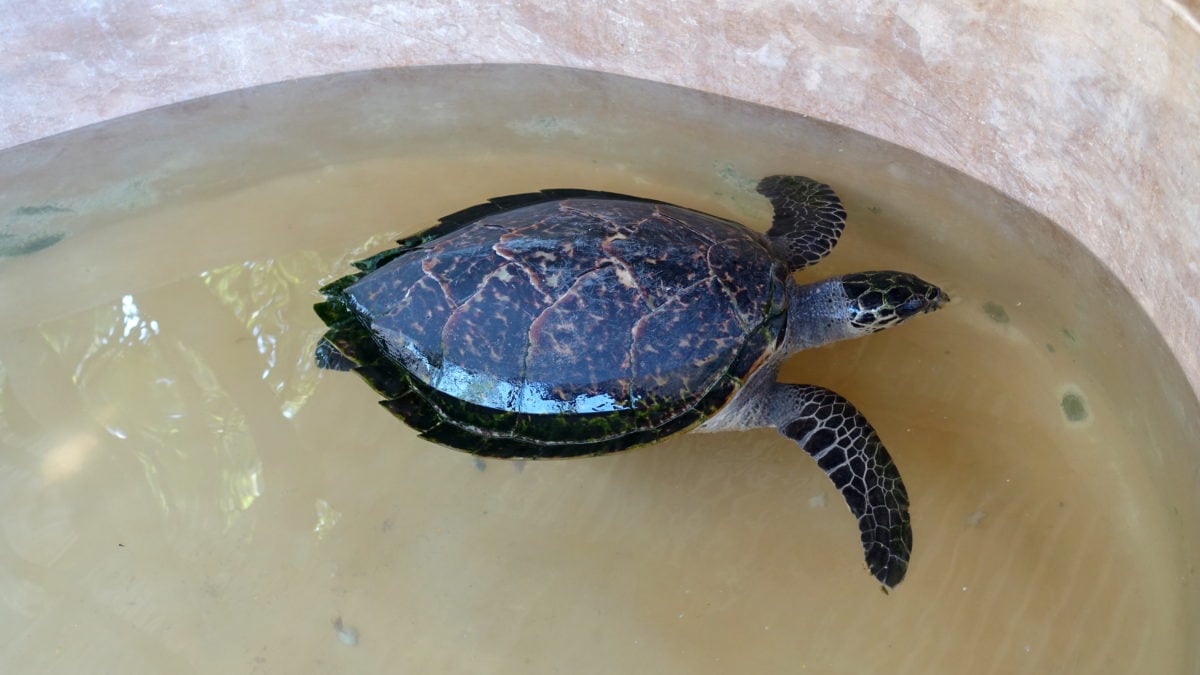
[
  {"xmin": 369, "ymin": 197, "xmax": 785, "ymax": 420},
  {"xmin": 525, "ymin": 265, "xmax": 643, "ymax": 406},
  {"xmin": 422, "ymin": 247, "xmax": 510, "ymax": 307},
  {"xmin": 609, "ymin": 259, "xmax": 639, "ymax": 290},
  {"xmin": 506, "ymin": 202, "xmax": 686, "ymax": 402},
  {"xmin": 604, "ymin": 210, "xmax": 711, "ymax": 314},
  {"xmin": 705, "ymin": 229, "xmax": 783, "ymax": 331},
  {"xmin": 442, "ymin": 261, "xmax": 553, "ymax": 382},
  {"xmin": 628, "ymin": 275, "xmax": 746, "ymax": 406},
  {"xmin": 492, "ymin": 213, "xmax": 559, "ymax": 301},
  {"xmin": 498, "ymin": 207, "xmax": 621, "ymax": 397},
  {"xmin": 597, "ymin": 216, "xmax": 658, "ymax": 313},
  {"xmin": 420, "ymin": 257, "xmax": 461, "ymax": 310}
]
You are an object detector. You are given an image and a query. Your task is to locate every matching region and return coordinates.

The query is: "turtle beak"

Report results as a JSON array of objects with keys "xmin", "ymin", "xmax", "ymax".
[
  {"xmin": 896, "ymin": 280, "xmax": 948, "ymax": 318},
  {"xmin": 927, "ymin": 285, "xmax": 949, "ymax": 312}
]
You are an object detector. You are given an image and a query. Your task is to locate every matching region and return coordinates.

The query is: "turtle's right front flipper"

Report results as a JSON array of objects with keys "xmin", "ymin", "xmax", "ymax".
[
  {"xmin": 756, "ymin": 175, "xmax": 846, "ymax": 271},
  {"xmin": 771, "ymin": 383, "xmax": 912, "ymax": 589}
]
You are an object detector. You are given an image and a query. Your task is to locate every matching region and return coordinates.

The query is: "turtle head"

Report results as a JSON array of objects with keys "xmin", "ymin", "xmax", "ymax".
[
  {"xmin": 785, "ymin": 271, "xmax": 948, "ymax": 352},
  {"xmin": 840, "ymin": 271, "xmax": 948, "ymax": 334}
]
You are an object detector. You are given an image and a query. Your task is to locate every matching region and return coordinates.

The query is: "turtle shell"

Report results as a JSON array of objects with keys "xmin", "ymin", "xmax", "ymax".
[{"xmin": 316, "ymin": 190, "xmax": 789, "ymax": 458}]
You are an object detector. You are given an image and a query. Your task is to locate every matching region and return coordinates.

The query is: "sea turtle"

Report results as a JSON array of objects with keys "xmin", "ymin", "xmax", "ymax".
[{"xmin": 314, "ymin": 175, "xmax": 947, "ymax": 587}]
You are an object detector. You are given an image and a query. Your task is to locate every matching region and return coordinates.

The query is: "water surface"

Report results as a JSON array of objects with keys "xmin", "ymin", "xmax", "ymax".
[{"xmin": 1, "ymin": 65, "xmax": 1197, "ymax": 673}]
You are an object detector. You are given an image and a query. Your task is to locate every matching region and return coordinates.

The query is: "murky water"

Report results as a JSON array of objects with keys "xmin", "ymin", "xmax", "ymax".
[{"xmin": 2, "ymin": 66, "xmax": 1198, "ymax": 673}]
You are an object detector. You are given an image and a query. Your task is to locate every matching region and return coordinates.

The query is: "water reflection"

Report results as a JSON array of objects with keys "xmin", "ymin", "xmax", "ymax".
[
  {"xmin": 201, "ymin": 252, "xmax": 336, "ymax": 419},
  {"xmin": 313, "ymin": 498, "xmax": 341, "ymax": 540},
  {"xmin": 37, "ymin": 292, "xmax": 262, "ymax": 529},
  {"xmin": 120, "ymin": 294, "xmax": 159, "ymax": 342},
  {"xmin": 40, "ymin": 431, "xmax": 100, "ymax": 483}
]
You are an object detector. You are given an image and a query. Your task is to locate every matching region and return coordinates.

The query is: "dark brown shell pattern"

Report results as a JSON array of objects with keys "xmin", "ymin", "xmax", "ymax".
[{"xmin": 342, "ymin": 198, "xmax": 789, "ymax": 433}]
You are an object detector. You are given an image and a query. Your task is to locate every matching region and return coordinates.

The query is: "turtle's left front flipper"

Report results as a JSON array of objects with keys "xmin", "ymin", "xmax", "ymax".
[
  {"xmin": 771, "ymin": 384, "xmax": 912, "ymax": 588},
  {"xmin": 756, "ymin": 175, "xmax": 846, "ymax": 271}
]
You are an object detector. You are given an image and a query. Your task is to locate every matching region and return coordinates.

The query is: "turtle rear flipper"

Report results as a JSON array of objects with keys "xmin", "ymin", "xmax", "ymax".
[
  {"xmin": 770, "ymin": 384, "xmax": 912, "ymax": 589},
  {"xmin": 757, "ymin": 175, "xmax": 847, "ymax": 272},
  {"xmin": 315, "ymin": 338, "xmax": 356, "ymax": 371}
]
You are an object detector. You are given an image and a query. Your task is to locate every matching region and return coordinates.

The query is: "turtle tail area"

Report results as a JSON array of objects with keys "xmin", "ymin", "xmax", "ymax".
[
  {"xmin": 313, "ymin": 283, "xmax": 368, "ymax": 371},
  {"xmin": 313, "ymin": 295, "xmax": 412, "ymax": 402},
  {"xmin": 312, "ymin": 244, "xmax": 405, "ymax": 371}
]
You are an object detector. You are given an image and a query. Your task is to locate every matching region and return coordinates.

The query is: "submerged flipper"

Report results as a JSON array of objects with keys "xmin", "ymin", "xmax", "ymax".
[
  {"xmin": 756, "ymin": 175, "xmax": 847, "ymax": 272},
  {"xmin": 315, "ymin": 337, "xmax": 356, "ymax": 371},
  {"xmin": 771, "ymin": 383, "xmax": 912, "ymax": 588}
]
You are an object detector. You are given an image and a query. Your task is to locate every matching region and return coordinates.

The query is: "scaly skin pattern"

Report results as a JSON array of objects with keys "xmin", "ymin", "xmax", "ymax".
[
  {"xmin": 775, "ymin": 384, "xmax": 912, "ymax": 588},
  {"xmin": 841, "ymin": 271, "xmax": 946, "ymax": 334},
  {"xmin": 697, "ymin": 271, "xmax": 944, "ymax": 587},
  {"xmin": 757, "ymin": 175, "xmax": 846, "ymax": 270}
]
